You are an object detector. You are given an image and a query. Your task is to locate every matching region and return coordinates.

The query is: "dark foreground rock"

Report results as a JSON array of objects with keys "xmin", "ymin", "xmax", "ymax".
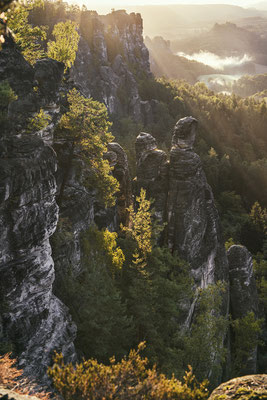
[{"xmin": 209, "ymin": 375, "xmax": 267, "ymax": 399}]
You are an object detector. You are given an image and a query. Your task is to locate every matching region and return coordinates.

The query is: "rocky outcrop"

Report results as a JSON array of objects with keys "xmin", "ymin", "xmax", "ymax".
[
  {"xmin": 0, "ymin": 387, "xmax": 48, "ymax": 400},
  {"xmin": 135, "ymin": 132, "xmax": 168, "ymax": 225},
  {"xmin": 105, "ymin": 142, "xmax": 132, "ymax": 227},
  {"xmin": 0, "ymin": 136, "xmax": 76, "ymax": 382},
  {"xmin": 0, "ymin": 36, "xmax": 76, "ymax": 383},
  {"xmin": 228, "ymin": 245, "xmax": 259, "ymax": 375},
  {"xmin": 52, "ymin": 139, "xmax": 131, "ymax": 285},
  {"xmin": 168, "ymin": 117, "xmax": 228, "ymax": 287},
  {"xmin": 135, "ymin": 117, "xmax": 229, "ymax": 384},
  {"xmin": 71, "ymin": 10, "xmax": 152, "ymax": 123},
  {"xmin": 208, "ymin": 374, "xmax": 267, "ymax": 400},
  {"xmin": 135, "ymin": 117, "xmax": 229, "ymax": 289}
]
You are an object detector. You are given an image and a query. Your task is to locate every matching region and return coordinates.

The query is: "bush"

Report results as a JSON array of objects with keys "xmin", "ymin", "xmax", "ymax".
[{"xmin": 48, "ymin": 343, "xmax": 209, "ymax": 400}]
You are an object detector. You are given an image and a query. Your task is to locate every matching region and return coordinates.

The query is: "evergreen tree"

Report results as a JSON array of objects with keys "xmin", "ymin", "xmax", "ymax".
[
  {"xmin": 47, "ymin": 20, "xmax": 79, "ymax": 71},
  {"xmin": 57, "ymin": 88, "xmax": 119, "ymax": 207},
  {"xmin": 59, "ymin": 226, "xmax": 133, "ymax": 363},
  {"xmin": 7, "ymin": 0, "xmax": 47, "ymax": 65}
]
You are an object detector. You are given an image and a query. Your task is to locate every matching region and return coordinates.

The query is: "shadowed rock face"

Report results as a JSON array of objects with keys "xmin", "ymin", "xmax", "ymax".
[
  {"xmin": 168, "ymin": 117, "xmax": 228, "ymax": 288},
  {"xmin": 227, "ymin": 245, "xmax": 259, "ymax": 375},
  {"xmin": 135, "ymin": 118, "xmax": 228, "ymax": 288},
  {"xmin": 0, "ymin": 137, "xmax": 76, "ymax": 382},
  {"xmin": 135, "ymin": 118, "xmax": 229, "ymax": 384},
  {"xmin": 105, "ymin": 143, "xmax": 132, "ymax": 227},
  {"xmin": 0, "ymin": 36, "xmax": 76, "ymax": 383},
  {"xmin": 135, "ymin": 133, "xmax": 169, "ymax": 224}
]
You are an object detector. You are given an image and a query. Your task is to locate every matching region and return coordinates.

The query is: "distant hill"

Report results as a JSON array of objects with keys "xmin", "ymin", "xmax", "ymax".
[
  {"xmin": 125, "ymin": 4, "xmax": 267, "ymax": 40},
  {"xmin": 171, "ymin": 22, "xmax": 267, "ymax": 65},
  {"xmin": 145, "ymin": 36, "xmax": 216, "ymax": 83}
]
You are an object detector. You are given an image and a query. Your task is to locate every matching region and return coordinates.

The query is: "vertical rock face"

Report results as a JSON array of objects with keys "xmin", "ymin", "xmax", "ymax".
[
  {"xmin": 135, "ymin": 133, "xmax": 169, "ymax": 224},
  {"xmin": 0, "ymin": 137, "xmax": 76, "ymax": 382},
  {"xmin": 135, "ymin": 117, "xmax": 229, "ymax": 383},
  {"xmin": 135, "ymin": 117, "xmax": 228, "ymax": 288},
  {"xmin": 105, "ymin": 142, "xmax": 132, "ymax": 227},
  {"xmin": 168, "ymin": 117, "xmax": 228, "ymax": 287},
  {"xmin": 0, "ymin": 36, "xmax": 76, "ymax": 383},
  {"xmin": 227, "ymin": 245, "xmax": 259, "ymax": 374},
  {"xmin": 70, "ymin": 10, "xmax": 152, "ymax": 123}
]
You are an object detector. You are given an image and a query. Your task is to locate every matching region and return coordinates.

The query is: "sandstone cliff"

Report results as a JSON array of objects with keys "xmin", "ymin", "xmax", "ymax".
[
  {"xmin": 135, "ymin": 117, "xmax": 229, "ymax": 290},
  {"xmin": 0, "ymin": 36, "xmax": 76, "ymax": 382},
  {"xmin": 71, "ymin": 10, "xmax": 153, "ymax": 123}
]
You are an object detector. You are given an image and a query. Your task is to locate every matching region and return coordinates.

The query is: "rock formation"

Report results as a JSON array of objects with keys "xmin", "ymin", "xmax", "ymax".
[
  {"xmin": 70, "ymin": 10, "xmax": 153, "ymax": 123},
  {"xmin": 0, "ymin": 135, "xmax": 76, "ymax": 382},
  {"xmin": 135, "ymin": 117, "xmax": 229, "ymax": 384},
  {"xmin": 135, "ymin": 132, "xmax": 168, "ymax": 224},
  {"xmin": 0, "ymin": 36, "xmax": 76, "ymax": 382},
  {"xmin": 135, "ymin": 117, "xmax": 229, "ymax": 289},
  {"xmin": 208, "ymin": 374, "xmax": 267, "ymax": 400}
]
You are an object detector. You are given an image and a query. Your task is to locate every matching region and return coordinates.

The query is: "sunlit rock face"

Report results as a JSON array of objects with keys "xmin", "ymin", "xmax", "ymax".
[
  {"xmin": 171, "ymin": 116, "xmax": 198, "ymax": 150},
  {"xmin": 70, "ymin": 10, "xmax": 152, "ymax": 123},
  {"xmin": 228, "ymin": 245, "xmax": 259, "ymax": 374},
  {"xmin": 0, "ymin": 35, "xmax": 76, "ymax": 383}
]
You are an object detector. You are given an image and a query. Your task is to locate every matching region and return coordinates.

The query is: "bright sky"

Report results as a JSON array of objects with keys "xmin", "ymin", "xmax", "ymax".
[{"xmin": 69, "ymin": 0, "xmax": 265, "ymax": 14}]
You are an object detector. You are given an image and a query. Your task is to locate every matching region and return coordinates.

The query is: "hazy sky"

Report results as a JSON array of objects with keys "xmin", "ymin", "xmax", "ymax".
[{"xmin": 69, "ymin": 0, "xmax": 265, "ymax": 14}]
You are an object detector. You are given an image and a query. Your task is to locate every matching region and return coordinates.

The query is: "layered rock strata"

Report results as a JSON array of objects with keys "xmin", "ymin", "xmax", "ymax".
[
  {"xmin": 0, "ymin": 35, "xmax": 76, "ymax": 382},
  {"xmin": 0, "ymin": 137, "xmax": 76, "ymax": 382}
]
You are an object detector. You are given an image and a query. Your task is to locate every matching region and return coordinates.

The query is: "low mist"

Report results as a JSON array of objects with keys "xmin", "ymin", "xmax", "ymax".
[{"xmin": 177, "ymin": 51, "xmax": 253, "ymax": 71}]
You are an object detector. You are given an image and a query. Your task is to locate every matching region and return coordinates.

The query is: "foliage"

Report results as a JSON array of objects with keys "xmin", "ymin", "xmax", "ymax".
[
  {"xmin": 0, "ymin": 0, "xmax": 13, "ymax": 11},
  {"xmin": 225, "ymin": 238, "xmax": 235, "ymax": 251},
  {"xmin": 134, "ymin": 76, "xmax": 267, "ymax": 252},
  {"xmin": 26, "ymin": 108, "xmax": 51, "ymax": 133},
  {"xmin": 0, "ymin": 81, "xmax": 17, "ymax": 125},
  {"xmin": 7, "ymin": 0, "xmax": 47, "ymax": 65},
  {"xmin": 0, "ymin": 353, "xmax": 22, "ymax": 387},
  {"xmin": 57, "ymin": 88, "xmax": 119, "ymax": 207},
  {"xmin": 122, "ymin": 246, "xmax": 193, "ymax": 377},
  {"xmin": 178, "ymin": 282, "xmax": 228, "ymax": 387},
  {"xmin": 231, "ymin": 311, "xmax": 263, "ymax": 376},
  {"xmin": 0, "ymin": 353, "xmax": 50, "ymax": 398},
  {"xmin": 232, "ymin": 73, "xmax": 267, "ymax": 97},
  {"xmin": 254, "ymin": 257, "xmax": 267, "ymax": 308},
  {"xmin": 57, "ymin": 226, "xmax": 132, "ymax": 363},
  {"xmin": 48, "ymin": 343, "xmax": 209, "ymax": 400},
  {"xmin": 121, "ymin": 188, "xmax": 163, "ymax": 264},
  {"xmin": 47, "ymin": 20, "xmax": 79, "ymax": 71},
  {"xmin": 250, "ymin": 201, "xmax": 267, "ymax": 235},
  {"xmin": 102, "ymin": 229, "xmax": 125, "ymax": 273}
]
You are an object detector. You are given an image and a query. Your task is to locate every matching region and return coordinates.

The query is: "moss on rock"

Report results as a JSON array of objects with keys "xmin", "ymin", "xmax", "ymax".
[{"xmin": 209, "ymin": 375, "xmax": 267, "ymax": 400}]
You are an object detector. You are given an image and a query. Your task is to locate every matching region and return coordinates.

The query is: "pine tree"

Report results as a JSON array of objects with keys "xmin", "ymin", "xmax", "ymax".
[
  {"xmin": 57, "ymin": 88, "xmax": 119, "ymax": 207},
  {"xmin": 47, "ymin": 20, "xmax": 79, "ymax": 71}
]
